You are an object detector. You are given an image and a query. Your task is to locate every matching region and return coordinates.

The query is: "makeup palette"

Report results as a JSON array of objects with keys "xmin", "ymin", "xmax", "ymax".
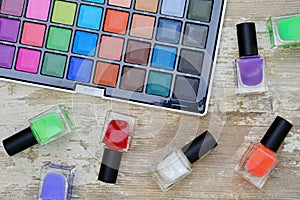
[{"xmin": 0, "ymin": 0, "xmax": 226, "ymax": 115}]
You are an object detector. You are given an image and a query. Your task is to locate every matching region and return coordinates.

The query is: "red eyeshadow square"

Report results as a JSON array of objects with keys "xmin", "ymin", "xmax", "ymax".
[
  {"xmin": 21, "ymin": 22, "xmax": 46, "ymax": 47},
  {"xmin": 98, "ymin": 35, "xmax": 124, "ymax": 61},
  {"xmin": 103, "ymin": 9, "xmax": 129, "ymax": 34},
  {"xmin": 94, "ymin": 61, "xmax": 120, "ymax": 87}
]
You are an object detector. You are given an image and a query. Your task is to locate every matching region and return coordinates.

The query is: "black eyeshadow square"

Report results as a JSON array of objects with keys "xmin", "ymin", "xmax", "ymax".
[
  {"xmin": 173, "ymin": 75, "xmax": 200, "ymax": 102},
  {"xmin": 178, "ymin": 49, "xmax": 204, "ymax": 75}
]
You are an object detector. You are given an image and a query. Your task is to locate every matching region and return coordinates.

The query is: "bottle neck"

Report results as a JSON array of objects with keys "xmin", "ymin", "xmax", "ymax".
[
  {"xmin": 239, "ymin": 55, "xmax": 260, "ymax": 59},
  {"xmin": 258, "ymin": 143, "xmax": 276, "ymax": 156}
]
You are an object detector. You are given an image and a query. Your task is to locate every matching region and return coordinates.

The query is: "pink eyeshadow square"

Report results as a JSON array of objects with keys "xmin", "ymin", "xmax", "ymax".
[
  {"xmin": 16, "ymin": 48, "xmax": 41, "ymax": 73},
  {"xmin": 21, "ymin": 22, "xmax": 46, "ymax": 47},
  {"xmin": 26, "ymin": 0, "xmax": 51, "ymax": 21}
]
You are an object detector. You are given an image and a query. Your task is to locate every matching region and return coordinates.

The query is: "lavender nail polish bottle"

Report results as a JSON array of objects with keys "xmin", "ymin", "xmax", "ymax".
[{"xmin": 235, "ymin": 22, "xmax": 268, "ymax": 94}]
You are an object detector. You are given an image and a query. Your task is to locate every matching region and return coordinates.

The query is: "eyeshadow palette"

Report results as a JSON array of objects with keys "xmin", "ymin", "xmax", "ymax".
[{"xmin": 0, "ymin": 0, "xmax": 226, "ymax": 115}]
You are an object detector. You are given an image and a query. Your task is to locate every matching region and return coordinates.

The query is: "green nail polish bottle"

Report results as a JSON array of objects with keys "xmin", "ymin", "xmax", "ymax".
[
  {"xmin": 268, "ymin": 14, "xmax": 300, "ymax": 48},
  {"xmin": 2, "ymin": 105, "xmax": 75, "ymax": 156}
]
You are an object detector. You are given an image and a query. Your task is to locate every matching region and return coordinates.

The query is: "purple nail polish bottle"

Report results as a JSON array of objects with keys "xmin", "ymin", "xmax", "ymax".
[{"xmin": 235, "ymin": 22, "xmax": 268, "ymax": 94}]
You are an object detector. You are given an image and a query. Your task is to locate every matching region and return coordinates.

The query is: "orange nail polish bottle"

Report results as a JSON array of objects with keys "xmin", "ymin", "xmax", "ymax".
[{"xmin": 235, "ymin": 116, "xmax": 293, "ymax": 188}]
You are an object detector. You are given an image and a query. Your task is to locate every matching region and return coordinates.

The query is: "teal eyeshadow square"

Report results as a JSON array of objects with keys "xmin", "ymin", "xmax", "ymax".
[
  {"xmin": 146, "ymin": 71, "xmax": 172, "ymax": 97},
  {"xmin": 72, "ymin": 31, "xmax": 98, "ymax": 56},
  {"xmin": 83, "ymin": 0, "xmax": 104, "ymax": 4},
  {"xmin": 77, "ymin": 5, "xmax": 103, "ymax": 30},
  {"xmin": 151, "ymin": 45, "xmax": 177, "ymax": 70},
  {"xmin": 41, "ymin": 53, "xmax": 67, "ymax": 78}
]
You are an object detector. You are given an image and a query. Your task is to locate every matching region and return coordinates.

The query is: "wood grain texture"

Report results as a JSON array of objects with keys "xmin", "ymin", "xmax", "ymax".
[{"xmin": 1, "ymin": 0, "xmax": 300, "ymax": 199}]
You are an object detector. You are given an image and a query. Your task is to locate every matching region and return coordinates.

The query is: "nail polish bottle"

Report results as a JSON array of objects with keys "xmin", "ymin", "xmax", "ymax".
[
  {"xmin": 235, "ymin": 22, "xmax": 268, "ymax": 94},
  {"xmin": 150, "ymin": 131, "xmax": 218, "ymax": 192},
  {"xmin": 2, "ymin": 104, "xmax": 75, "ymax": 156},
  {"xmin": 235, "ymin": 116, "xmax": 293, "ymax": 189},
  {"xmin": 38, "ymin": 163, "xmax": 75, "ymax": 200},
  {"xmin": 268, "ymin": 14, "xmax": 300, "ymax": 48},
  {"xmin": 98, "ymin": 111, "xmax": 136, "ymax": 184}
]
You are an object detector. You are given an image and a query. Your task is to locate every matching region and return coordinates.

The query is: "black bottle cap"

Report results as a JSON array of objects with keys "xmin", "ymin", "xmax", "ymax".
[
  {"xmin": 237, "ymin": 22, "xmax": 259, "ymax": 57},
  {"xmin": 2, "ymin": 127, "xmax": 38, "ymax": 156},
  {"xmin": 98, "ymin": 148, "xmax": 123, "ymax": 184},
  {"xmin": 181, "ymin": 130, "xmax": 218, "ymax": 164},
  {"xmin": 260, "ymin": 116, "xmax": 293, "ymax": 152}
]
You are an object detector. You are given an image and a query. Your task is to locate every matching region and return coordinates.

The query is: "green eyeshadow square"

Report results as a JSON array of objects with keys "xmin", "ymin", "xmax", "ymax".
[
  {"xmin": 146, "ymin": 71, "xmax": 172, "ymax": 97},
  {"xmin": 46, "ymin": 26, "xmax": 72, "ymax": 52},
  {"xmin": 52, "ymin": 0, "xmax": 77, "ymax": 25},
  {"xmin": 187, "ymin": 0, "xmax": 212, "ymax": 22},
  {"xmin": 41, "ymin": 53, "xmax": 67, "ymax": 78}
]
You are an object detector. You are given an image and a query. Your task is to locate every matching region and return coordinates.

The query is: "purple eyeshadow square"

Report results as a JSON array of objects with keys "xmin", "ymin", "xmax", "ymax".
[
  {"xmin": 0, "ymin": 17, "xmax": 20, "ymax": 42},
  {"xmin": 0, "ymin": 0, "xmax": 25, "ymax": 16},
  {"xmin": 0, "ymin": 44, "xmax": 15, "ymax": 68}
]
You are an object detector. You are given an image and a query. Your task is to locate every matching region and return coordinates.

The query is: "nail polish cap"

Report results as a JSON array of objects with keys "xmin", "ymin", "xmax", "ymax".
[
  {"xmin": 98, "ymin": 148, "xmax": 123, "ymax": 184},
  {"xmin": 237, "ymin": 22, "xmax": 259, "ymax": 57},
  {"xmin": 181, "ymin": 130, "xmax": 218, "ymax": 164},
  {"xmin": 260, "ymin": 116, "xmax": 293, "ymax": 152},
  {"xmin": 2, "ymin": 127, "xmax": 38, "ymax": 156}
]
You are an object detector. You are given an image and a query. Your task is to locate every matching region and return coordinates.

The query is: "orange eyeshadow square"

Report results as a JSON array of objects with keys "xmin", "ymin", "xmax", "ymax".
[
  {"xmin": 98, "ymin": 35, "xmax": 124, "ymax": 61},
  {"xmin": 130, "ymin": 14, "xmax": 155, "ymax": 39},
  {"xmin": 103, "ymin": 9, "xmax": 129, "ymax": 34},
  {"xmin": 94, "ymin": 61, "xmax": 120, "ymax": 87}
]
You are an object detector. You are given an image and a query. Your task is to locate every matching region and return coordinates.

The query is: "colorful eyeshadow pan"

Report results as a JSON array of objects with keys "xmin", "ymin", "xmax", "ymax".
[
  {"xmin": 0, "ymin": 44, "xmax": 15, "ymax": 69},
  {"xmin": 130, "ymin": 14, "xmax": 155, "ymax": 39},
  {"xmin": 72, "ymin": 31, "xmax": 98, "ymax": 56},
  {"xmin": 126, "ymin": 40, "xmax": 151, "ymax": 65},
  {"xmin": 98, "ymin": 35, "xmax": 124, "ymax": 61},
  {"xmin": 46, "ymin": 26, "xmax": 72, "ymax": 52},
  {"xmin": 52, "ymin": 0, "xmax": 77, "ymax": 26},
  {"xmin": 0, "ymin": 0, "xmax": 226, "ymax": 115},
  {"xmin": 161, "ymin": 0, "xmax": 186, "ymax": 17},
  {"xmin": 78, "ymin": 5, "xmax": 103, "ymax": 30},
  {"xmin": 16, "ymin": 48, "xmax": 40, "ymax": 73},
  {"xmin": 0, "ymin": 0, "xmax": 24, "ymax": 16},
  {"xmin": 26, "ymin": 0, "xmax": 51, "ymax": 21},
  {"xmin": 135, "ymin": 0, "xmax": 159, "ymax": 13},
  {"xmin": 147, "ymin": 71, "xmax": 172, "ymax": 97},
  {"xmin": 120, "ymin": 67, "xmax": 146, "ymax": 92},
  {"xmin": 0, "ymin": 18, "xmax": 20, "ymax": 42},
  {"xmin": 94, "ymin": 62, "xmax": 120, "ymax": 87},
  {"xmin": 156, "ymin": 18, "xmax": 182, "ymax": 44},
  {"xmin": 42, "ymin": 53, "xmax": 67, "ymax": 78},
  {"xmin": 67, "ymin": 57, "xmax": 93, "ymax": 83},
  {"xmin": 109, "ymin": 0, "xmax": 132, "ymax": 8},
  {"xmin": 104, "ymin": 9, "xmax": 129, "ymax": 34},
  {"xmin": 152, "ymin": 45, "xmax": 177, "ymax": 70},
  {"xmin": 21, "ymin": 22, "xmax": 46, "ymax": 47}
]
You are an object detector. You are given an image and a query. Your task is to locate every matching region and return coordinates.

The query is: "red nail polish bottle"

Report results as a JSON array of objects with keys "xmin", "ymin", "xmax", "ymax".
[
  {"xmin": 98, "ymin": 111, "xmax": 136, "ymax": 184},
  {"xmin": 235, "ymin": 116, "xmax": 293, "ymax": 188}
]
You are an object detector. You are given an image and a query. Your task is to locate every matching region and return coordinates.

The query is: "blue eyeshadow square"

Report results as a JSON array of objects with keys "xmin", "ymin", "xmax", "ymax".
[
  {"xmin": 156, "ymin": 18, "xmax": 182, "ymax": 44},
  {"xmin": 67, "ymin": 57, "xmax": 93, "ymax": 83},
  {"xmin": 83, "ymin": 0, "xmax": 105, "ymax": 4},
  {"xmin": 151, "ymin": 45, "xmax": 177, "ymax": 70},
  {"xmin": 72, "ymin": 31, "xmax": 98, "ymax": 56},
  {"xmin": 78, "ymin": 5, "xmax": 103, "ymax": 30},
  {"xmin": 161, "ymin": 0, "xmax": 186, "ymax": 17}
]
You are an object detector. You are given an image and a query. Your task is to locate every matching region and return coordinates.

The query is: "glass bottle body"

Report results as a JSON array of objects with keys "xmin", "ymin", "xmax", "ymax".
[
  {"xmin": 39, "ymin": 163, "xmax": 75, "ymax": 200},
  {"xmin": 268, "ymin": 14, "xmax": 300, "ymax": 48},
  {"xmin": 150, "ymin": 147, "xmax": 192, "ymax": 192},
  {"xmin": 235, "ymin": 56, "xmax": 267, "ymax": 94},
  {"xmin": 30, "ymin": 104, "xmax": 75, "ymax": 145},
  {"xmin": 235, "ymin": 143, "xmax": 278, "ymax": 188}
]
